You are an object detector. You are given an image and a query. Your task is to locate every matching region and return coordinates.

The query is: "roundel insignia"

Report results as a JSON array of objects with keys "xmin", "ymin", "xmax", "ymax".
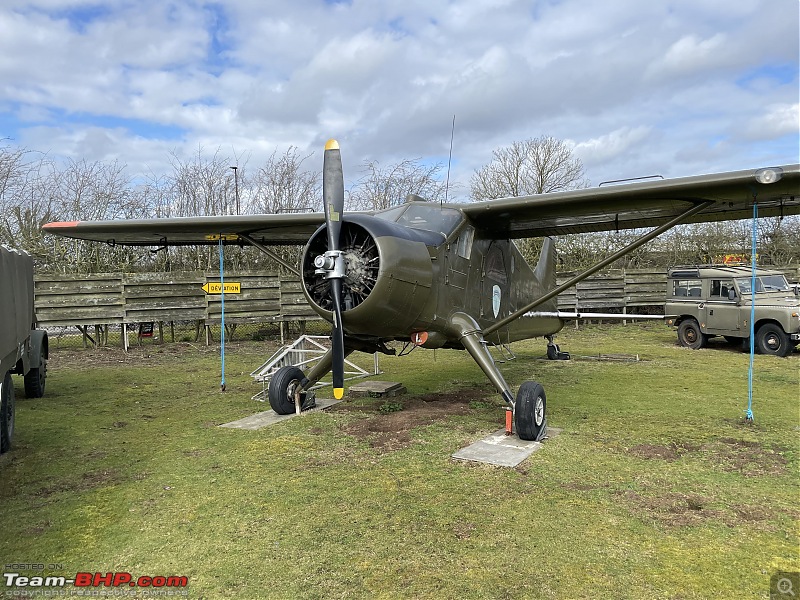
[{"xmin": 492, "ymin": 285, "xmax": 501, "ymax": 318}]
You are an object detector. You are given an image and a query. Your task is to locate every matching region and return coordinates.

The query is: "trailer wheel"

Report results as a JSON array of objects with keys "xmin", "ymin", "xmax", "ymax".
[
  {"xmin": 1, "ymin": 372, "xmax": 15, "ymax": 453},
  {"xmin": 24, "ymin": 346, "xmax": 47, "ymax": 398}
]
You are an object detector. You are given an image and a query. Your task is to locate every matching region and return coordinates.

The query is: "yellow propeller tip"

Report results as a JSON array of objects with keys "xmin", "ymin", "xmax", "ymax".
[
  {"xmin": 325, "ymin": 139, "xmax": 340, "ymax": 151},
  {"xmin": 333, "ymin": 387, "xmax": 344, "ymax": 400}
]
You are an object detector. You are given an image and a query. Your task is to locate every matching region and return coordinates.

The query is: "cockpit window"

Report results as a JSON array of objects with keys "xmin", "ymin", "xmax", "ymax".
[{"xmin": 374, "ymin": 204, "xmax": 463, "ymax": 236}]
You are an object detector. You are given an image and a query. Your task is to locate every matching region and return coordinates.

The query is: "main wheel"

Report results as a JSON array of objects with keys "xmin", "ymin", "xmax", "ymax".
[
  {"xmin": 24, "ymin": 348, "xmax": 47, "ymax": 399},
  {"xmin": 1, "ymin": 372, "xmax": 15, "ymax": 454},
  {"xmin": 677, "ymin": 319, "xmax": 706, "ymax": 349},
  {"xmin": 755, "ymin": 323, "xmax": 792, "ymax": 357},
  {"xmin": 515, "ymin": 381, "xmax": 546, "ymax": 441},
  {"xmin": 268, "ymin": 366, "xmax": 305, "ymax": 415}
]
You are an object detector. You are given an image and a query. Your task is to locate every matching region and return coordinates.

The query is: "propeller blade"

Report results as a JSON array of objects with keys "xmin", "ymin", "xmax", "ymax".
[
  {"xmin": 322, "ymin": 139, "xmax": 346, "ymax": 400},
  {"xmin": 330, "ymin": 278, "xmax": 345, "ymax": 398},
  {"xmin": 323, "ymin": 139, "xmax": 344, "ymax": 252}
]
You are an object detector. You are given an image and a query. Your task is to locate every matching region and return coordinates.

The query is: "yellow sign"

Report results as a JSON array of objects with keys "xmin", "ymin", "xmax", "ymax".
[
  {"xmin": 202, "ymin": 282, "xmax": 241, "ymax": 294},
  {"xmin": 205, "ymin": 233, "xmax": 239, "ymax": 241}
]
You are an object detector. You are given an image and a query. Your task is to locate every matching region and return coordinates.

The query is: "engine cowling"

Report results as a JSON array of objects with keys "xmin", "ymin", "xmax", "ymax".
[{"xmin": 301, "ymin": 215, "xmax": 435, "ymax": 338}]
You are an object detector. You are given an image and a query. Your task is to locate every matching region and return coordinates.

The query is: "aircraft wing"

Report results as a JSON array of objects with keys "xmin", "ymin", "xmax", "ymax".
[
  {"xmin": 43, "ymin": 213, "xmax": 325, "ymax": 246},
  {"xmin": 461, "ymin": 164, "xmax": 800, "ymax": 238}
]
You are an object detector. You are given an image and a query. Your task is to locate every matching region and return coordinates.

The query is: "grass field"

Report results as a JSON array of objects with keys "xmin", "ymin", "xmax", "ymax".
[{"xmin": 1, "ymin": 323, "xmax": 797, "ymax": 599}]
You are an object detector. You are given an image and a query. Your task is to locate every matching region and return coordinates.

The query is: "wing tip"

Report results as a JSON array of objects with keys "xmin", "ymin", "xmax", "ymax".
[{"xmin": 43, "ymin": 221, "xmax": 80, "ymax": 230}]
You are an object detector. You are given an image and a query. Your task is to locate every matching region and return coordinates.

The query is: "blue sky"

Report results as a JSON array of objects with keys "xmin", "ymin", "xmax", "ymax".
[{"xmin": 1, "ymin": 0, "xmax": 797, "ymax": 199}]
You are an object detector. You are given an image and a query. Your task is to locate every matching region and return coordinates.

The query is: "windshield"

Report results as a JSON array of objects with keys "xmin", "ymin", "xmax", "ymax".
[
  {"xmin": 735, "ymin": 274, "xmax": 790, "ymax": 295},
  {"xmin": 374, "ymin": 204, "xmax": 463, "ymax": 236}
]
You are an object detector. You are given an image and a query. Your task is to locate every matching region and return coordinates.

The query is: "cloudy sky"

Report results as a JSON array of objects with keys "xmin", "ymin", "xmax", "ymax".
[{"xmin": 1, "ymin": 0, "xmax": 797, "ymax": 201}]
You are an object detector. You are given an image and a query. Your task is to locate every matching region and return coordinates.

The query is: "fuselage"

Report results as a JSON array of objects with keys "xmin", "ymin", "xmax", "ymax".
[{"xmin": 301, "ymin": 202, "xmax": 563, "ymax": 348}]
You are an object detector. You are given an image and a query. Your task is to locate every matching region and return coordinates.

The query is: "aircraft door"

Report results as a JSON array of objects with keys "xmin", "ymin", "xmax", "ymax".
[{"xmin": 481, "ymin": 241, "xmax": 509, "ymax": 321}]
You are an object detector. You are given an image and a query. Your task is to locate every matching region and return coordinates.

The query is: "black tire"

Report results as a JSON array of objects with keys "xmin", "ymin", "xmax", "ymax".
[
  {"xmin": 546, "ymin": 344, "xmax": 558, "ymax": 360},
  {"xmin": 268, "ymin": 366, "xmax": 305, "ymax": 415},
  {"xmin": 677, "ymin": 319, "xmax": 706, "ymax": 349},
  {"xmin": 755, "ymin": 323, "xmax": 792, "ymax": 357},
  {"xmin": 1, "ymin": 372, "xmax": 15, "ymax": 454},
  {"xmin": 515, "ymin": 381, "xmax": 546, "ymax": 441},
  {"xmin": 24, "ymin": 351, "xmax": 47, "ymax": 399}
]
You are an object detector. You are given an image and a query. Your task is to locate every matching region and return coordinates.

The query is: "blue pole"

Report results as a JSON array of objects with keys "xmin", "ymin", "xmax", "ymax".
[
  {"xmin": 746, "ymin": 202, "xmax": 757, "ymax": 422},
  {"xmin": 219, "ymin": 238, "xmax": 226, "ymax": 392}
]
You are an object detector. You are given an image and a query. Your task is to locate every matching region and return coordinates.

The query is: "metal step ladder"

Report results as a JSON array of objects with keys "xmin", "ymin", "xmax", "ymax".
[{"xmin": 250, "ymin": 335, "xmax": 376, "ymax": 402}]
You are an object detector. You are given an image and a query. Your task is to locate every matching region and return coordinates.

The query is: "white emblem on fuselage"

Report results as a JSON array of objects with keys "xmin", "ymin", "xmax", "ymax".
[{"xmin": 492, "ymin": 285, "xmax": 501, "ymax": 318}]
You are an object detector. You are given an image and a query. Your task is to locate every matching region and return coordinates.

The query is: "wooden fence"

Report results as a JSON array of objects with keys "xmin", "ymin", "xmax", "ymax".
[{"xmin": 34, "ymin": 267, "xmax": 800, "ymax": 345}]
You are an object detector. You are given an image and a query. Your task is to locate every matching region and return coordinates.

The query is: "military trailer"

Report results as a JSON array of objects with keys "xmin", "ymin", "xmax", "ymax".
[
  {"xmin": 0, "ymin": 246, "xmax": 48, "ymax": 454},
  {"xmin": 666, "ymin": 265, "xmax": 800, "ymax": 357}
]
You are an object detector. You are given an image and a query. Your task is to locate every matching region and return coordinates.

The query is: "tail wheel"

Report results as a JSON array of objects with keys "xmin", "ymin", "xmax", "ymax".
[
  {"xmin": 677, "ymin": 319, "xmax": 706, "ymax": 349},
  {"xmin": 1, "ymin": 372, "xmax": 15, "ymax": 454},
  {"xmin": 268, "ymin": 366, "xmax": 306, "ymax": 415},
  {"xmin": 515, "ymin": 381, "xmax": 547, "ymax": 441}
]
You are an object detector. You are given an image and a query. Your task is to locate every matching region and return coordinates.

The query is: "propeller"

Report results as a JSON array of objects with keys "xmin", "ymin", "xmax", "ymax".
[{"xmin": 314, "ymin": 139, "xmax": 346, "ymax": 399}]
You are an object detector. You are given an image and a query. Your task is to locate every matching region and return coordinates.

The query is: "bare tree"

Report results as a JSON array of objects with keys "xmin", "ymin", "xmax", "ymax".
[
  {"xmin": 348, "ymin": 158, "xmax": 447, "ymax": 211},
  {"xmin": 470, "ymin": 136, "xmax": 588, "ymax": 200},
  {"xmin": 251, "ymin": 147, "xmax": 320, "ymax": 214}
]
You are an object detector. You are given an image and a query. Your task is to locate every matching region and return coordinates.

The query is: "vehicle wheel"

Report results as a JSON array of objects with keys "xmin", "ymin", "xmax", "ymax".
[
  {"xmin": 755, "ymin": 323, "xmax": 792, "ymax": 357},
  {"xmin": 24, "ymin": 351, "xmax": 47, "ymax": 399},
  {"xmin": 677, "ymin": 319, "xmax": 706, "ymax": 349},
  {"xmin": 546, "ymin": 344, "xmax": 558, "ymax": 360},
  {"xmin": 723, "ymin": 336, "xmax": 741, "ymax": 345},
  {"xmin": 1, "ymin": 372, "xmax": 15, "ymax": 454},
  {"xmin": 268, "ymin": 366, "xmax": 305, "ymax": 415},
  {"xmin": 515, "ymin": 381, "xmax": 546, "ymax": 441}
]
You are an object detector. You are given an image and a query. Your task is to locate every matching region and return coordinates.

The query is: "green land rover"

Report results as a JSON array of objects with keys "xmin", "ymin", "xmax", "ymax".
[{"xmin": 666, "ymin": 265, "xmax": 800, "ymax": 357}]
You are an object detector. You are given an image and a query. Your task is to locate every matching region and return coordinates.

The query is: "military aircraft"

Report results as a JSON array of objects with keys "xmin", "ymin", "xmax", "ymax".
[{"xmin": 43, "ymin": 142, "xmax": 800, "ymax": 440}]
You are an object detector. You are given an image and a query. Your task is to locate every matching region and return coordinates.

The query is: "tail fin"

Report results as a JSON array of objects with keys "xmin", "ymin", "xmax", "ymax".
[{"xmin": 534, "ymin": 237, "xmax": 557, "ymax": 292}]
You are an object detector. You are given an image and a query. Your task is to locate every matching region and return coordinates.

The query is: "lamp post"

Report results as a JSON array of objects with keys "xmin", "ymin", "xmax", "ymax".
[{"xmin": 230, "ymin": 166, "xmax": 239, "ymax": 215}]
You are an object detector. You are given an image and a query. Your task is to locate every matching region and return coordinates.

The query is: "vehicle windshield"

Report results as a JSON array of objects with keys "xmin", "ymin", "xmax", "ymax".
[
  {"xmin": 374, "ymin": 204, "xmax": 463, "ymax": 236},
  {"xmin": 735, "ymin": 274, "xmax": 790, "ymax": 294}
]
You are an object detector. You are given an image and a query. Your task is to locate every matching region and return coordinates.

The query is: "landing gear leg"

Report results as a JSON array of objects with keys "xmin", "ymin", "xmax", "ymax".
[
  {"xmin": 451, "ymin": 313, "xmax": 548, "ymax": 441},
  {"xmin": 546, "ymin": 335, "xmax": 570, "ymax": 360}
]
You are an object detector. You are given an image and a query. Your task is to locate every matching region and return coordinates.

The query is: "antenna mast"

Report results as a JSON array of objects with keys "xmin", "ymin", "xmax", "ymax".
[{"xmin": 444, "ymin": 114, "xmax": 456, "ymax": 206}]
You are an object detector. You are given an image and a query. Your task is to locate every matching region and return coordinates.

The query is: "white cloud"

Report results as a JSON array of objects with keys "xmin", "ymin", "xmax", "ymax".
[{"xmin": 0, "ymin": 0, "xmax": 797, "ymax": 192}]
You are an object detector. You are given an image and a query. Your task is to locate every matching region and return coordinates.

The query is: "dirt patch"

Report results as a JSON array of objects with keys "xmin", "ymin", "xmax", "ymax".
[
  {"xmin": 627, "ymin": 438, "xmax": 787, "ymax": 476},
  {"xmin": 334, "ymin": 388, "xmax": 488, "ymax": 450},
  {"xmin": 617, "ymin": 490, "xmax": 723, "ymax": 527},
  {"xmin": 36, "ymin": 468, "xmax": 121, "ymax": 498},
  {"xmin": 49, "ymin": 342, "xmax": 246, "ymax": 370}
]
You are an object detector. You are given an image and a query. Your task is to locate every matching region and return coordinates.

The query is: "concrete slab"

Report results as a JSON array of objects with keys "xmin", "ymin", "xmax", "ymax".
[
  {"xmin": 348, "ymin": 381, "xmax": 407, "ymax": 398},
  {"xmin": 219, "ymin": 399, "xmax": 342, "ymax": 430},
  {"xmin": 452, "ymin": 428, "xmax": 562, "ymax": 468}
]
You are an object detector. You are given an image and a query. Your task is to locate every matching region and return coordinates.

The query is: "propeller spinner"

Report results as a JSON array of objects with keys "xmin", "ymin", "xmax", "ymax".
[{"xmin": 315, "ymin": 139, "xmax": 346, "ymax": 399}]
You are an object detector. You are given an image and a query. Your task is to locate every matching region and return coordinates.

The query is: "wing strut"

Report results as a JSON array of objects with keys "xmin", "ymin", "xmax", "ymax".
[
  {"xmin": 484, "ymin": 200, "xmax": 714, "ymax": 335},
  {"xmin": 239, "ymin": 234, "xmax": 301, "ymax": 277}
]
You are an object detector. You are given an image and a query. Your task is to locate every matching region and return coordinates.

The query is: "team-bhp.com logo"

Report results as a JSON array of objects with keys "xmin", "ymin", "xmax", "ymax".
[{"xmin": 4, "ymin": 571, "xmax": 188, "ymax": 589}]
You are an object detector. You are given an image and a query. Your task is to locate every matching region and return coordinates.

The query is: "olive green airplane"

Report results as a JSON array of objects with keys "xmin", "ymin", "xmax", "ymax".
[{"xmin": 43, "ymin": 142, "xmax": 800, "ymax": 440}]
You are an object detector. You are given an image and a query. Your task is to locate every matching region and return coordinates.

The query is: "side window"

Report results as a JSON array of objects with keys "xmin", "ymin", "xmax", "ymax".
[
  {"xmin": 673, "ymin": 279, "xmax": 701, "ymax": 297},
  {"xmin": 456, "ymin": 226, "xmax": 474, "ymax": 259},
  {"xmin": 710, "ymin": 279, "xmax": 734, "ymax": 300}
]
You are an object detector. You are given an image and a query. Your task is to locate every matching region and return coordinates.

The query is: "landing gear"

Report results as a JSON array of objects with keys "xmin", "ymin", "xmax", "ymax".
[
  {"xmin": 268, "ymin": 366, "xmax": 316, "ymax": 415},
  {"xmin": 515, "ymin": 381, "xmax": 547, "ymax": 441},
  {"xmin": 546, "ymin": 336, "xmax": 570, "ymax": 360}
]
